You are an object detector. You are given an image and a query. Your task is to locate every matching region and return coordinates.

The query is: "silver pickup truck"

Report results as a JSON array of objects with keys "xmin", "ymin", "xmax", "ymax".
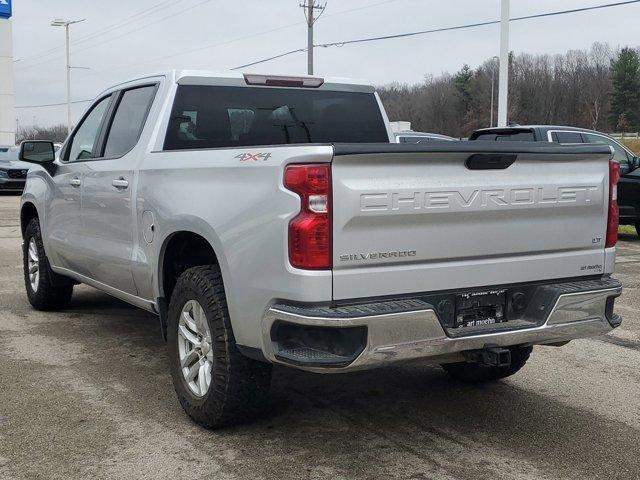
[{"xmin": 18, "ymin": 70, "xmax": 622, "ymax": 428}]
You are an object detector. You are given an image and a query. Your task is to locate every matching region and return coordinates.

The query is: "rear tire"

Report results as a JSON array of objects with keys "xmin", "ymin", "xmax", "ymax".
[
  {"xmin": 167, "ymin": 265, "xmax": 272, "ymax": 428},
  {"xmin": 23, "ymin": 218, "xmax": 73, "ymax": 310},
  {"xmin": 441, "ymin": 345, "xmax": 532, "ymax": 383}
]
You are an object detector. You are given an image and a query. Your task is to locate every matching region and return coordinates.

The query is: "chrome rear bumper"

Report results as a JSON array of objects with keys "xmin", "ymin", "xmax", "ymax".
[{"xmin": 261, "ymin": 278, "xmax": 622, "ymax": 373}]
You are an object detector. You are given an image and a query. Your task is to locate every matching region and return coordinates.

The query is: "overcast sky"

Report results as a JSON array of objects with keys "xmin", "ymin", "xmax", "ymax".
[{"xmin": 10, "ymin": 0, "xmax": 640, "ymax": 127}]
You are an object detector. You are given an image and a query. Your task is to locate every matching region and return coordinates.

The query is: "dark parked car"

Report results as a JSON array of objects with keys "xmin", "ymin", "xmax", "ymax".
[
  {"xmin": 0, "ymin": 146, "xmax": 33, "ymax": 192},
  {"xmin": 469, "ymin": 125, "xmax": 640, "ymax": 235}
]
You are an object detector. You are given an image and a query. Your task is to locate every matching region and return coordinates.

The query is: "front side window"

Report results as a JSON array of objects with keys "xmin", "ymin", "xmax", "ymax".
[
  {"xmin": 583, "ymin": 133, "xmax": 630, "ymax": 166},
  {"xmin": 164, "ymin": 85, "xmax": 389, "ymax": 150},
  {"xmin": 68, "ymin": 96, "xmax": 111, "ymax": 161},
  {"xmin": 104, "ymin": 85, "xmax": 157, "ymax": 158}
]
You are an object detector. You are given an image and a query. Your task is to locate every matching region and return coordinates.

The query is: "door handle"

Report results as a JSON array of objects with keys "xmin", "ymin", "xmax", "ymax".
[
  {"xmin": 112, "ymin": 177, "xmax": 129, "ymax": 189},
  {"xmin": 69, "ymin": 177, "xmax": 81, "ymax": 187}
]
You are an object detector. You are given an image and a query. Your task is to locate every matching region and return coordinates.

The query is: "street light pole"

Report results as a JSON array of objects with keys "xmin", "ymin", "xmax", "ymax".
[
  {"xmin": 51, "ymin": 18, "xmax": 84, "ymax": 136},
  {"xmin": 65, "ymin": 22, "xmax": 71, "ymax": 136},
  {"xmin": 490, "ymin": 56, "xmax": 499, "ymax": 127},
  {"xmin": 497, "ymin": 0, "xmax": 510, "ymax": 127}
]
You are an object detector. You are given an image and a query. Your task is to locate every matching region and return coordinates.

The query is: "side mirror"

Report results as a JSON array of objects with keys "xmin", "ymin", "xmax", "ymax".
[
  {"xmin": 19, "ymin": 141, "xmax": 56, "ymax": 164},
  {"xmin": 633, "ymin": 156, "xmax": 640, "ymax": 170}
]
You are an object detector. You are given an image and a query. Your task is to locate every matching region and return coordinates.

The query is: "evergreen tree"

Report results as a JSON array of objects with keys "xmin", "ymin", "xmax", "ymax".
[
  {"xmin": 454, "ymin": 64, "xmax": 474, "ymax": 129},
  {"xmin": 610, "ymin": 48, "xmax": 640, "ymax": 130}
]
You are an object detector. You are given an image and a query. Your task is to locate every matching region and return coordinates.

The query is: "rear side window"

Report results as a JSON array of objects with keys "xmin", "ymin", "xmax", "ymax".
[
  {"xmin": 104, "ymin": 85, "xmax": 157, "ymax": 158},
  {"xmin": 583, "ymin": 133, "xmax": 631, "ymax": 165},
  {"xmin": 551, "ymin": 131, "xmax": 583, "ymax": 144},
  {"xmin": 472, "ymin": 131, "xmax": 535, "ymax": 142},
  {"xmin": 164, "ymin": 85, "xmax": 388, "ymax": 150},
  {"xmin": 399, "ymin": 136, "xmax": 436, "ymax": 144}
]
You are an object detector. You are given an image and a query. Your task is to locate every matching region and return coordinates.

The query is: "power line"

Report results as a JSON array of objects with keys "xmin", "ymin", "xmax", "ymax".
[
  {"xmin": 319, "ymin": 0, "xmax": 400, "ymax": 20},
  {"xmin": 16, "ymin": 0, "xmax": 178, "ymax": 67},
  {"xmin": 232, "ymin": 49, "xmax": 308, "ymax": 71},
  {"xmin": 72, "ymin": 0, "xmax": 213, "ymax": 55},
  {"xmin": 317, "ymin": 0, "xmax": 640, "ymax": 49},
  {"xmin": 232, "ymin": 0, "xmax": 640, "ymax": 69},
  {"xmin": 16, "ymin": 0, "xmax": 640, "ymax": 108},
  {"xmin": 61, "ymin": 0, "xmax": 405, "ymax": 82},
  {"xmin": 15, "ymin": 99, "xmax": 92, "ymax": 109},
  {"xmin": 68, "ymin": 0, "xmax": 179, "ymax": 47},
  {"xmin": 16, "ymin": 0, "xmax": 212, "ymax": 72}
]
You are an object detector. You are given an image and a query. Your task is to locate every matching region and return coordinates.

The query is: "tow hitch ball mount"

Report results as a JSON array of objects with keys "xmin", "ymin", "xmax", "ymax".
[{"xmin": 463, "ymin": 345, "xmax": 512, "ymax": 367}]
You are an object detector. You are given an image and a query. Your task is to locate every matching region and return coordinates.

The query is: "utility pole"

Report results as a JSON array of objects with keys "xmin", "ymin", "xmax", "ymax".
[
  {"xmin": 497, "ymin": 0, "xmax": 509, "ymax": 127},
  {"xmin": 300, "ymin": 1, "xmax": 326, "ymax": 75},
  {"xmin": 51, "ymin": 18, "xmax": 85, "ymax": 136}
]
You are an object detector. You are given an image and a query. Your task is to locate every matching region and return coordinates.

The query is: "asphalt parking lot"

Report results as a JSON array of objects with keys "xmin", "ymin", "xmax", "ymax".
[{"xmin": 0, "ymin": 193, "xmax": 639, "ymax": 480}]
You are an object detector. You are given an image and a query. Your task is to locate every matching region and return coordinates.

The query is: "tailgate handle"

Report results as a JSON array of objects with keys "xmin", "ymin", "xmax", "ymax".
[{"xmin": 466, "ymin": 154, "xmax": 517, "ymax": 170}]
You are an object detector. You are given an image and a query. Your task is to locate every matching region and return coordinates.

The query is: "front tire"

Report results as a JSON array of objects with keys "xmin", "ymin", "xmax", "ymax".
[
  {"xmin": 167, "ymin": 265, "xmax": 272, "ymax": 428},
  {"xmin": 23, "ymin": 218, "xmax": 73, "ymax": 310},
  {"xmin": 441, "ymin": 345, "xmax": 532, "ymax": 383}
]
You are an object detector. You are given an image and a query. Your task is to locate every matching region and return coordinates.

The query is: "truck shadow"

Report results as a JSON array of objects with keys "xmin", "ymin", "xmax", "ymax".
[
  {"xmin": 44, "ymin": 288, "xmax": 640, "ymax": 480},
  {"xmin": 263, "ymin": 363, "xmax": 640, "ymax": 479}
]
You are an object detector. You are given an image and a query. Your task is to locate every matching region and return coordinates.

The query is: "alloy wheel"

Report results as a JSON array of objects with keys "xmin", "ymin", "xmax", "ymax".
[
  {"xmin": 177, "ymin": 300, "xmax": 214, "ymax": 397},
  {"xmin": 27, "ymin": 237, "xmax": 40, "ymax": 292}
]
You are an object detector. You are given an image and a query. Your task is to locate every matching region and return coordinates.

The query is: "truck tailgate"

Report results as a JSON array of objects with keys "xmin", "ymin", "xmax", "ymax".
[{"xmin": 331, "ymin": 142, "xmax": 613, "ymax": 300}]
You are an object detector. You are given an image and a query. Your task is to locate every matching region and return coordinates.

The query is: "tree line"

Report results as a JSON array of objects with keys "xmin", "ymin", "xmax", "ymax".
[
  {"xmin": 16, "ymin": 43, "xmax": 640, "ymax": 144},
  {"xmin": 16, "ymin": 124, "xmax": 68, "ymax": 144},
  {"xmin": 378, "ymin": 42, "xmax": 640, "ymax": 138}
]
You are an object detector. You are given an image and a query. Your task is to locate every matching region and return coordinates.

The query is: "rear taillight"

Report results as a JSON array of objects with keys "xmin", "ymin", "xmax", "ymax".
[
  {"xmin": 606, "ymin": 160, "xmax": 620, "ymax": 248},
  {"xmin": 284, "ymin": 163, "xmax": 332, "ymax": 269}
]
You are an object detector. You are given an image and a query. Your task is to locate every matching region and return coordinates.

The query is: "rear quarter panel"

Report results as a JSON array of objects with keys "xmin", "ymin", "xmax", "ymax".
[{"xmin": 135, "ymin": 145, "xmax": 333, "ymax": 348}]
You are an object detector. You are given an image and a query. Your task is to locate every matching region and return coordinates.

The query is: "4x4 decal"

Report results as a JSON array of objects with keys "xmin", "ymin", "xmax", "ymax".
[{"xmin": 235, "ymin": 152, "xmax": 272, "ymax": 162}]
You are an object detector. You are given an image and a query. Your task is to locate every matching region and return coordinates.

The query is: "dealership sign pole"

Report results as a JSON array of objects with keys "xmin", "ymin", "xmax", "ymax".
[{"xmin": 0, "ymin": 0, "xmax": 15, "ymax": 146}]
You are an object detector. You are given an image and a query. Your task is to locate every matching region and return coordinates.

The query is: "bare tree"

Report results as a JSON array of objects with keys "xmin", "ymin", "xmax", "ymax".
[
  {"xmin": 378, "ymin": 42, "xmax": 626, "ymax": 137},
  {"xmin": 17, "ymin": 124, "xmax": 68, "ymax": 144}
]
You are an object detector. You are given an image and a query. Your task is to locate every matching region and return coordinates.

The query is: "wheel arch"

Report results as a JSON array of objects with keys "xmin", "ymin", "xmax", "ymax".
[
  {"xmin": 20, "ymin": 201, "xmax": 40, "ymax": 238},
  {"xmin": 157, "ymin": 228, "xmax": 232, "ymax": 339},
  {"xmin": 159, "ymin": 230, "xmax": 221, "ymax": 300}
]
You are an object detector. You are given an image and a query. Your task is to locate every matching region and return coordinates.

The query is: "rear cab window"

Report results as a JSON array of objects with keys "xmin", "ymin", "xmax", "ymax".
[
  {"xmin": 470, "ymin": 129, "xmax": 535, "ymax": 142},
  {"xmin": 163, "ymin": 85, "xmax": 389, "ymax": 150}
]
